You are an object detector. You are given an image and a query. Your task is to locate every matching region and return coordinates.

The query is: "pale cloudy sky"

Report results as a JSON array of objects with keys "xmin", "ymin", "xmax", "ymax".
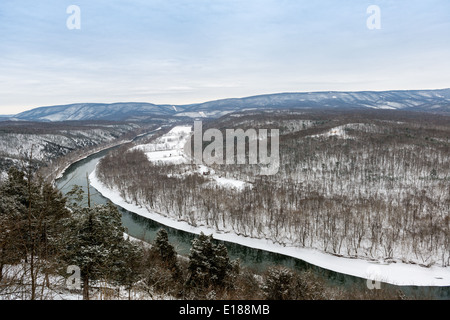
[{"xmin": 0, "ymin": 0, "xmax": 449, "ymax": 114}]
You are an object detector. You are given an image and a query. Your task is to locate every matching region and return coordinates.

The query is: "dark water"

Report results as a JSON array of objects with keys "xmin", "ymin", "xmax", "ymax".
[{"xmin": 55, "ymin": 135, "xmax": 450, "ymax": 300}]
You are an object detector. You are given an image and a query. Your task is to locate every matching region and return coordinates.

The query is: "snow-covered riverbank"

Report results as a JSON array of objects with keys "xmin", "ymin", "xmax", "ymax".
[
  {"xmin": 89, "ymin": 125, "xmax": 450, "ymax": 287},
  {"xmin": 89, "ymin": 167, "xmax": 450, "ymax": 287}
]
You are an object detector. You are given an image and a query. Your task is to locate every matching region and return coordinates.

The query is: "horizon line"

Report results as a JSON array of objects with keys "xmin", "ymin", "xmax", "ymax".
[{"xmin": 2, "ymin": 87, "xmax": 449, "ymax": 116}]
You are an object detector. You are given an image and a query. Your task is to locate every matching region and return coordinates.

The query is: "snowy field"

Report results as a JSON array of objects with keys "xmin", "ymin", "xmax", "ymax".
[
  {"xmin": 131, "ymin": 126, "xmax": 249, "ymax": 190},
  {"xmin": 132, "ymin": 126, "xmax": 192, "ymax": 165},
  {"xmin": 90, "ymin": 126, "xmax": 450, "ymax": 287},
  {"xmin": 309, "ymin": 123, "xmax": 379, "ymax": 139}
]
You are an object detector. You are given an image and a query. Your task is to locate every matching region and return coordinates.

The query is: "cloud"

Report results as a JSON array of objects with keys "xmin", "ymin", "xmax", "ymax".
[{"xmin": 0, "ymin": 0, "xmax": 449, "ymax": 113}]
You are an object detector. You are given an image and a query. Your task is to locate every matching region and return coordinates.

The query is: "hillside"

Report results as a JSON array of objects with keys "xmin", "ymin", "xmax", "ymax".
[
  {"xmin": 95, "ymin": 109, "xmax": 450, "ymax": 275},
  {"xmin": 13, "ymin": 103, "xmax": 177, "ymax": 122},
  {"xmin": 8, "ymin": 89, "xmax": 450, "ymax": 122},
  {"xmin": 0, "ymin": 120, "xmax": 161, "ymax": 179}
]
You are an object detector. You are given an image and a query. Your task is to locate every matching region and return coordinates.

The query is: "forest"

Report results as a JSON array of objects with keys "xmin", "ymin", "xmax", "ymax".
[
  {"xmin": 0, "ymin": 165, "xmax": 407, "ymax": 300},
  {"xmin": 1, "ymin": 109, "xmax": 448, "ymax": 300},
  {"xmin": 0, "ymin": 119, "xmax": 161, "ymax": 181},
  {"xmin": 96, "ymin": 109, "xmax": 450, "ymax": 268}
]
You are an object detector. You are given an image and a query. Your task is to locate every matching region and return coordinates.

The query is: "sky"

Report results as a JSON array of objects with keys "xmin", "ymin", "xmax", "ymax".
[{"xmin": 0, "ymin": 0, "xmax": 449, "ymax": 114}]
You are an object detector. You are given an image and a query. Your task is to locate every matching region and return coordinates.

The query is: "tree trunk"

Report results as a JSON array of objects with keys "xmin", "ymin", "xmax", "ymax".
[{"xmin": 83, "ymin": 276, "xmax": 90, "ymax": 300}]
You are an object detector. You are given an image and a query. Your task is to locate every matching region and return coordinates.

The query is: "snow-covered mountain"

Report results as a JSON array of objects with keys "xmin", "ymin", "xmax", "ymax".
[
  {"xmin": 12, "ymin": 89, "xmax": 450, "ymax": 122},
  {"xmin": 14, "ymin": 102, "xmax": 177, "ymax": 122},
  {"xmin": 180, "ymin": 89, "xmax": 450, "ymax": 114}
]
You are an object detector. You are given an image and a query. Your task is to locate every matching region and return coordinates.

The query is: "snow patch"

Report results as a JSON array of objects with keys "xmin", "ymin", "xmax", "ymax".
[
  {"xmin": 132, "ymin": 126, "xmax": 192, "ymax": 165},
  {"xmin": 310, "ymin": 125, "xmax": 350, "ymax": 139}
]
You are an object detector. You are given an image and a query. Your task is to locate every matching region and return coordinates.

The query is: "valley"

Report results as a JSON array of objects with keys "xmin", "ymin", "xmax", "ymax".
[
  {"xmin": 0, "ymin": 119, "xmax": 163, "ymax": 180},
  {"xmin": 1, "ymin": 91, "xmax": 449, "ymax": 300},
  {"xmin": 93, "ymin": 108, "xmax": 450, "ymax": 286}
]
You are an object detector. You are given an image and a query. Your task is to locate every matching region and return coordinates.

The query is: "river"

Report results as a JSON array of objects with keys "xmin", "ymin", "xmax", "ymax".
[{"xmin": 55, "ymin": 132, "xmax": 450, "ymax": 299}]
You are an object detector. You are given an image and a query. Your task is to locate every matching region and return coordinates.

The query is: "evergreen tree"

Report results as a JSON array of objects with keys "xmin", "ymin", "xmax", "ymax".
[
  {"xmin": 0, "ymin": 166, "xmax": 70, "ymax": 299},
  {"xmin": 0, "ymin": 191, "xmax": 22, "ymax": 282},
  {"xmin": 186, "ymin": 232, "xmax": 233, "ymax": 289},
  {"xmin": 262, "ymin": 266, "xmax": 294, "ymax": 300},
  {"xmin": 153, "ymin": 228, "xmax": 180, "ymax": 278},
  {"xmin": 62, "ymin": 195, "xmax": 143, "ymax": 300},
  {"xmin": 110, "ymin": 237, "xmax": 143, "ymax": 299},
  {"xmin": 262, "ymin": 267, "xmax": 327, "ymax": 300}
]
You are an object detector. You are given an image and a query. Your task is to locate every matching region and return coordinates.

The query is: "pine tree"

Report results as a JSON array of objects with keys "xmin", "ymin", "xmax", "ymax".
[
  {"xmin": 110, "ymin": 237, "xmax": 143, "ymax": 300},
  {"xmin": 0, "ymin": 190, "xmax": 23, "ymax": 282},
  {"xmin": 153, "ymin": 228, "xmax": 180, "ymax": 278},
  {"xmin": 0, "ymin": 167, "xmax": 71, "ymax": 299},
  {"xmin": 186, "ymin": 232, "xmax": 233, "ymax": 290},
  {"xmin": 62, "ymin": 195, "xmax": 143, "ymax": 300},
  {"xmin": 262, "ymin": 266, "xmax": 294, "ymax": 300}
]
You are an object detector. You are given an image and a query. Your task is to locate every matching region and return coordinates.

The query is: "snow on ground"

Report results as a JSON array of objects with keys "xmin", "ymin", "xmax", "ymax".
[
  {"xmin": 132, "ymin": 126, "xmax": 192, "ymax": 165},
  {"xmin": 311, "ymin": 125, "xmax": 351, "ymax": 139},
  {"xmin": 197, "ymin": 164, "xmax": 249, "ymax": 191},
  {"xmin": 133, "ymin": 126, "xmax": 249, "ymax": 190},
  {"xmin": 90, "ymin": 169, "xmax": 450, "ymax": 287},
  {"xmin": 377, "ymin": 106, "xmax": 397, "ymax": 110},
  {"xmin": 91, "ymin": 125, "xmax": 450, "ymax": 287},
  {"xmin": 0, "ymin": 263, "xmax": 174, "ymax": 300},
  {"xmin": 211, "ymin": 176, "xmax": 248, "ymax": 190},
  {"xmin": 174, "ymin": 110, "xmax": 235, "ymax": 118},
  {"xmin": 173, "ymin": 112, "xmax": 203, "ymax": 118},
  {"xmin": 310, "ymin": 123, "xmax": 379, "ymax": 139},
  {"xmin": 0, "ymin": 235, "xmax": 172, "ymax": 300}
]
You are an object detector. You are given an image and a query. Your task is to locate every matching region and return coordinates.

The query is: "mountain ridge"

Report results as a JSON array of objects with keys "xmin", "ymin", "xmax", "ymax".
[{"xmin": 10, "ymin": 88, "xmax": 450, "ymax": 122}]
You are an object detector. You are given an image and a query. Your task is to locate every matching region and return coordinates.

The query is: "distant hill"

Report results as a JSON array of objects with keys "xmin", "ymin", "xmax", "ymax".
[
  {"xmin": 14, "ymin": 102, "xmax": 177, "ymax": 122},
  {"xmin": 13, "ymin": 89, "xmax": 450, "ymax": 122}
]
